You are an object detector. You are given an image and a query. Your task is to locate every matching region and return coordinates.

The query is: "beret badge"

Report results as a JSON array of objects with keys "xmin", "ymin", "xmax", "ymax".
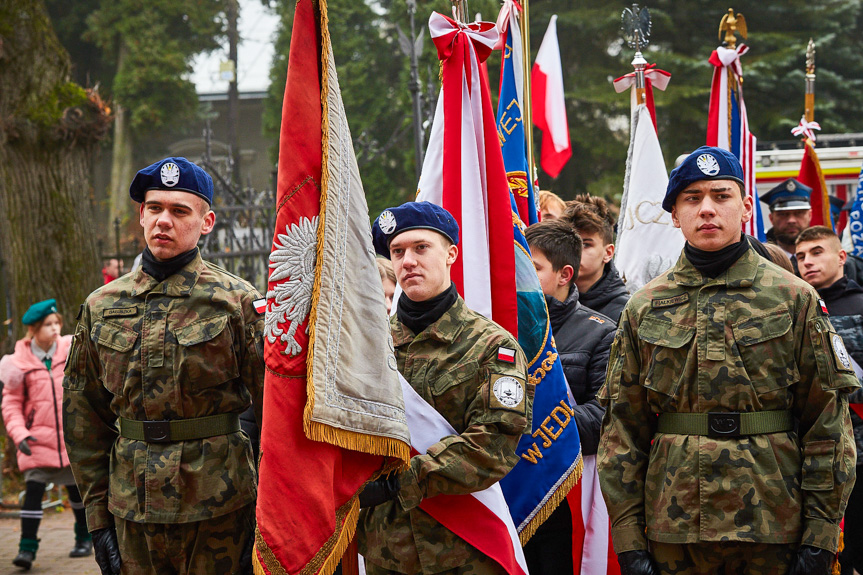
[
  {"xmin": 379, "ymin": 210, "xmax": 397, "ymax": 235},
  {"xmin": 696, "ymin": 154, "xmax": 720, "ymax": 176},
  {"xmin": 160, "ymin": 162, "xmax": 180, "ymax": 187}
]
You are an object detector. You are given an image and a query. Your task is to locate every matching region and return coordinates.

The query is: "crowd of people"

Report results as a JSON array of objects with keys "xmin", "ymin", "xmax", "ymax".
[{"xmin": 1, "ymin": 148, "xmax": 861, "ymax": 574}]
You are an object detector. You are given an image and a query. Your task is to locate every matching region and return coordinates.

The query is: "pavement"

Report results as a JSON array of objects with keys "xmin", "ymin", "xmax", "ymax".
[{"xmin": 0, "ymin": 510, "xmax": 98, "ymax": 574}]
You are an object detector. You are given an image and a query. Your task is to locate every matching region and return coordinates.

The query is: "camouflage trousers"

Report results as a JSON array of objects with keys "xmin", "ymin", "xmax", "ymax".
[
  {"xmin": 650, "ymin": 541, "xmax": 796, "ymax": 575},
  {"xmin": 363, "ymin": 553, "xmax": 506, "ymax": 575},
  {"xmin": 115, "ymin": 503, "xmax": 254, "ymax": 575}
]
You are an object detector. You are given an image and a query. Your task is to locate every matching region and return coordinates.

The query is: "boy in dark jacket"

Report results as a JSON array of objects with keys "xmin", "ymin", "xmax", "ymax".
[
  {"xmin": 522, "ymin": 219, "xmax": 616, "ymax": 574},
  {"xmin": 563, "ymin": 194, "xmax": 630, "ymax": 321}
]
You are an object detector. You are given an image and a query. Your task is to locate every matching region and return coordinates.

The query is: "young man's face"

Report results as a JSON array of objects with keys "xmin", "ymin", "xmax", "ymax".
[
  {"xmin": 530, "ymin": 248, "xmax": 572, "ymax": 302},
  {"xmin": 576, "ymin": 231, "xmax": 613, "ymax": 288},
  {"xmin": 796, "ymin": 237, "xmax": 846, "ymax": 290},
  {"xmin": 671, "ymin": 180, "xmax": 752, "ymax": 252},
  {"xmin": 140, "ymin": 189, "xmax": 215, "ymax": 261},
  {"xmin": 389, "ymin": 229, "xmax": 457, "ymax": 302}
]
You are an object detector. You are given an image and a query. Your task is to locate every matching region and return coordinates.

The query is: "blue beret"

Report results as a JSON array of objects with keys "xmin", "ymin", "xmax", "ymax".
[
  {"xmin": 372, "ymin": 202, "xmax": 460, "ymax": 259},
  {"xmin": 22, "ymin": 299, "xmax": 58, "ymax": 326},
  {"xmin": 664, "ymin": 146, "xmax": 745, "ymax": 212},
  {"xmin": 760, "ymin": 178, "xmax": 812, "ymax": 212},
  {"xmin": 129, "ymin": 157, "xmax": 214, "ymax": 205}
]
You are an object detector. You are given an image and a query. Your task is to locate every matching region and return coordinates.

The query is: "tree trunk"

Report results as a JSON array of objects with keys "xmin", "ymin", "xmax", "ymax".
[
  {"xmin": 0, "ymin": 0, "xmax": 110, "ymax": 337},
  {"xmin": 107, "ymin": 41, "xmax": 134, "ymax": 236}
]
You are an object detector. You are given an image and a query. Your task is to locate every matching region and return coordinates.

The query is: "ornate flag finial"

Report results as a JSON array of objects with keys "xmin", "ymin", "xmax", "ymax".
[
  {"xmin": 718, "ymin": 8, "xmax": 747, "ymax": 49},
  {"xmin": 621, "ymin": 4, "xmax": 651, "ymax": 104},
  {"xmin": 806, "ymin": 38, "xmax": 816, "ymax": 75}
]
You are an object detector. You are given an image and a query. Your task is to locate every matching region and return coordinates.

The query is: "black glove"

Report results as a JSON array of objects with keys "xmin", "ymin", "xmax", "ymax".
[
  {"xmin": 92, "ymin": 527, "xmax": 122, "ymax": 575},
  {"xmin": 787, "ymin": 545, "xmax": 834, "ymax": 575},
  {"xmin": 238, "ymin": 529, "xmax": 255, "ymax": 573},
  {"xmin": 358, "ymin": 475, "xmax": 401, "ymax": 509},
  {"xmin": 17, "ymin": 436, "xmax": 36, "ymax": 456},
  {"xmin": 617, "ymin": 550, "xmax": 659, "ymax": 575}
]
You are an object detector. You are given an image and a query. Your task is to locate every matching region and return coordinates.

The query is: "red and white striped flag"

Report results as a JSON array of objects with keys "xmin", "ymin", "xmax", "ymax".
[{"xmin": 532, "ymin": 15, "xmax": 571, "ymax": 179}]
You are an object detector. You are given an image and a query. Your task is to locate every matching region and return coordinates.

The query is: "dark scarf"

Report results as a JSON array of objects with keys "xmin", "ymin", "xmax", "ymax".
[
  {"xmin": 141, "ymin": 247, "xmax": 199, "ymax": 282},
  {"xmin": 684, "ymin": 235, "xmax": 749, "ymax": 279},
  {"xmin": 397, "ymin": 282, "xmax": 458, "ymax": 335}
]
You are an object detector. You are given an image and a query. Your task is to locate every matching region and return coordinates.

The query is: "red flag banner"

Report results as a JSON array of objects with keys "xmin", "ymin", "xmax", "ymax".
[
  {"xmin": 798, "ymin": 139, "xmax": 832, "ymax": 227},
  {"xmin": 254, "ymin": 0, "xmax": 410, "ymax": 573}
]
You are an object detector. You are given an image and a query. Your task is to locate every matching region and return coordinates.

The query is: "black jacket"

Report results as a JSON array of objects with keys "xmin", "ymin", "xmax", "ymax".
[
  {"xmin": 818, "ymin": 277, "xmax": 863, "ymax": 466},
  {"xmin": 578, "ymin": 261, "xmax": 630, "ymax": 322},
  {"xmin": 546, "ymin": 286, "xmax": 616, "ymax": 456}
]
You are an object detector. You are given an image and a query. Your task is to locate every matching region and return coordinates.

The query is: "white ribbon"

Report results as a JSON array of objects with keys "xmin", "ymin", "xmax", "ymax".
[{"xmin": 791, "ymin": 115, "xmax": 822, "ymax": 142}]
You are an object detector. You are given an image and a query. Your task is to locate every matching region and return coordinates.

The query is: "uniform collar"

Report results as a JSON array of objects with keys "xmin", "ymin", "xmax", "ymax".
[
  {"xmin": 131, "ymin": 251, "xmax": 204, "ymax": 297},
  {"xmin": 391, "ymin": 295, "xmax": 467, "ymax": 346},
  {"xmin": 672, "ymin": 245, "xmax": 759, "ymax": 288}
]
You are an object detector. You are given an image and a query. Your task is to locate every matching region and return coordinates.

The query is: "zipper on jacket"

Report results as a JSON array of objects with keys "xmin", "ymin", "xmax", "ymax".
[{"xmin": 47, "ymin": 367, "xmax": 63, "ymax": 468}]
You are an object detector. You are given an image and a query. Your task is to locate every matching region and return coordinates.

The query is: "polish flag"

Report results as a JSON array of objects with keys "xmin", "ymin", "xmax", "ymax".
[{"xmin": 532, "ymin": 15, "xmax": 571, "ymax": 178}]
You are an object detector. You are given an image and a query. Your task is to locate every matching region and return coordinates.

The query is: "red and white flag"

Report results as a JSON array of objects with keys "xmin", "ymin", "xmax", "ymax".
[
  {"xmin": 798, "ymin": 138, "xmax": 832, "ymax": 227},
  {"xmin": 532, "ymin": 15, "xmax": 571, "ymax": 178},
  {"xmin": 254, "ymin": 0, "xmax": 410, "ymax": 572}
]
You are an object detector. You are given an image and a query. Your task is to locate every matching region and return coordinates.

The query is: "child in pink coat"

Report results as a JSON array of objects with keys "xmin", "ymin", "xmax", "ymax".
[{"xmin": 0, "ymin": 299, "xmax": 92, "ymax": 570}]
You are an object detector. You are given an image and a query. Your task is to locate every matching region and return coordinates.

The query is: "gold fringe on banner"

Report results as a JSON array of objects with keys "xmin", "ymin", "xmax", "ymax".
[{"xmin": 518, "ymin": 454, "xmax": 584, "ymax": 545}]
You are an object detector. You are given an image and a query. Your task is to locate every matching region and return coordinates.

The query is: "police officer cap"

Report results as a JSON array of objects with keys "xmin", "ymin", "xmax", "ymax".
[
  {"xmin": 760, "ymin": 178, "xmax": 812, "ymax": 212},
  {"xmin": 829, "ymin": 195, "xmax": 845, "ymax": 219},
  {"xmin": 129, "ymin": 157, "xmax": 214, "ymax": 205},
  {"xmin": 663, "ymin": 146, "xmax": 745, "ymax": 213},
  {"xmin": 372, "ymin": 202, "xmax": 460, "ymax": 259},
  {"xmin": 22, "ymin": 299, "xmax": 58, "ymax": 326}
]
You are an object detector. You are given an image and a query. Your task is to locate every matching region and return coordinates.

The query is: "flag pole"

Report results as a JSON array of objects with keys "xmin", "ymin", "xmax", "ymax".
[
  {"xmin": 805, "ymin": 38, "xmax": 816, "ymax": 127},
  {"xmin": 520, "ymin": 0, "xmax": 536, "ymax": 181},
  {"xmin": 621, "ymin": 4, "xmax": 651, "ymax": 107}
]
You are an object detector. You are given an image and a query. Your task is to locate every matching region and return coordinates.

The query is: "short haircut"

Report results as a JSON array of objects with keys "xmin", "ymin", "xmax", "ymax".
[
  {"xmin": 562, "ymin": 194, "xmax": 614, "ymax": 245},
  {"xmin": 376, "ymin": 257, "xmax": 396, "ymax": 284},
  {"xmin": 763, "ymin": 243, "xmax": 795, "ymax": 274},
  {"xmin": 538, "ymin": 190, "xmax": 566, "ymax": 214},
  {"xmin": 525, "ymin": 220, "xmax": 583, "ymax": 277},
  {"xmin": 795, "ymin": 225, "xmax": 841, "ymax": 248}
]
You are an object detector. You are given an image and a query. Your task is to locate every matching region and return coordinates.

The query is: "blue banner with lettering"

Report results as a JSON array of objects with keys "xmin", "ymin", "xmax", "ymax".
[
  {"xmin": 496, "ymin": 22, "xmax": 582, "ymax": 542},
  {"xmin": 851, "ymin": 160, "xmax": 863, "ymax": 258}
]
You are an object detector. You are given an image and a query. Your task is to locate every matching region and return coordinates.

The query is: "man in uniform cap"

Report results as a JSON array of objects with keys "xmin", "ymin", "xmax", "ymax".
[
  {"xmin": 358, "ymin": 201, "xmax": 532, "ymax": 575},
  {"xmin": 761, "ymin": 178, "xmax": 813, "ymax": 257},
  {"xmin": 63, "ymin": 157, "xmax": 265, "ymax": 574},
  {"xmin": 598, "ymin": 146, "xmax": 858, "ymax": 574}
]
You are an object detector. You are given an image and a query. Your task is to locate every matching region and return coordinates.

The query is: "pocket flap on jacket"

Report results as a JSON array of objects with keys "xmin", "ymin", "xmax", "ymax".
[
  {"xmin": 93, "ymin": 322, "xmax": 138, "ymax": 352},
  {"xmin": 733, "ymin": 311, "xmax": 792, "ymax": 347},
  {"xmin": 173, "ymin": 314, "xmax": 230, "ymax": 347},
  {"xmin": 637, "ymin": 316, "xmax": 695, "ymax": 349}
]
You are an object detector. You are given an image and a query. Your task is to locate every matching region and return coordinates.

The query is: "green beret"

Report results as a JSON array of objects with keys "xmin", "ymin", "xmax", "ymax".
[{"xmin": 22, "ymin": 299, "xmax": 58, "ymax": 326}]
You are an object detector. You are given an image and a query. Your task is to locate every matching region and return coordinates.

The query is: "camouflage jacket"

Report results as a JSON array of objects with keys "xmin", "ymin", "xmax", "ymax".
[
  {"xmin": 358, "ymin": 296, "xmax": 532, "ymax": 574},
  {"xmin": 598, "ymin": 247, "xmax": 858, "ymax": 554},
  {"xmin": 63, "ymin": 253, "xmax": 265, "ymax": 530}
]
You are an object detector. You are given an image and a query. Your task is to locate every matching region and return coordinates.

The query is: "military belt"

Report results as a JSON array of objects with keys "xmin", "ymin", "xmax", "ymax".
[
  {"xmin": 118, "ymin": 413, "xmax": 241, "ymax": 443},
  {"xmin": 656, "ymin": 410, "xmax": 794, "ymax": 438}
]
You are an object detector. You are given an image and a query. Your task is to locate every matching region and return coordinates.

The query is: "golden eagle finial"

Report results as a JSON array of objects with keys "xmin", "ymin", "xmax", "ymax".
[{"xmin": 718, "ymin": 8, "xmax": 747, "ymax": 49}]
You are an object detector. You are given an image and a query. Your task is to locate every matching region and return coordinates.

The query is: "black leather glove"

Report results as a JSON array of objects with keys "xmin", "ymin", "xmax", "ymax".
[
  {"xmin": 92, "ymin": 527, "xmax": 121, "ymax": 575},
  {"xmin": 358, "ymin": 475, "xmax": 401, "ymax": 509},
  {"xmin": 617, "ymin": 550, "xmax": 659, "ymax": 575},
  {"xmin": 787, "ymin": 545, "xmax": 834, "ymax": 575},
  {"xmin": 17, "ymin": 436, "xmax": 36, "ymax": 456}
]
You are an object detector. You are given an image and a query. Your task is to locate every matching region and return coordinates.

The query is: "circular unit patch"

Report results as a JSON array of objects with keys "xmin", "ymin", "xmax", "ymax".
[
  {"xmin": 493, "ymin": 376, "xmax": 524, "ymax": 409},
  {"xmin": 833, "ymin": 334, "xmax": 852, "ymax": 370},
  {"xmin": 379, "ymin": 210, "xmax": 397, "ymax": 234}
]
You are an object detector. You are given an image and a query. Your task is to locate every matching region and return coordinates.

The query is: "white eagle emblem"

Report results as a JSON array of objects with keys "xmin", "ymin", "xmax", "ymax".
[
  {"xmin": 265, "ymin": 216, "xmax": 319, "ymax": 356},
  {"xmin": 379, "ymin": 210, "xmax": 397, "ymax": 234},
  {"xmin": 160, "ymin": 162, "xmax": 180, "ymax": 187},
  {"xmin": 785, "ymin": 180, "xmax": 797, "ymax": 192},
  {"xmin": 696, "ymin": 154, "xmax": 720, "ymax": 176}
]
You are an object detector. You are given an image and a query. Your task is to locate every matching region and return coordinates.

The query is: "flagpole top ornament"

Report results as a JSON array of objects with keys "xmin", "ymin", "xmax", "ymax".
[
  {"xmin": 621, "ymin": 4, "xmax": 651, "ymax": 98},
  {"xmin": 451, "ymin": 0, "xmax": 470, "ymax": 25},
  {"xmin": 718, "ymin": 8, "xmax": 747, "ymax": 49},
  {"xmin": 806, "ymin": 38, "xmax": 816, "ymax": 76}
]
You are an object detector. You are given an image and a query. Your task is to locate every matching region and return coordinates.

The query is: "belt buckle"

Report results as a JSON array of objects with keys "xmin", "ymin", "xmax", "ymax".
[
  {"xmin": 707, "ymin": 412, "xmax": 740, "ymax": 438},
  {"xmin": 142, "ymin": 421, "xmax": 172, "ymax": 443}
]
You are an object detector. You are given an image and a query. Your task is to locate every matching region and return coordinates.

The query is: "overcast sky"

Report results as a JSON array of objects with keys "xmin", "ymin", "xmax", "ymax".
[{"xmin": 190, "ymin": 0, "xmax": 280, "ymax": 94}]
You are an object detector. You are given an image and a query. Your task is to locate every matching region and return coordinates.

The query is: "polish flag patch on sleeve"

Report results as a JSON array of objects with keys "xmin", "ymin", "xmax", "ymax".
[
  {"xmin": 253, "ymin": 298, "xmax": 267, "ymax": 315},
  {"xmin": 497, "ymin": 346, "xmax": 516, "ymax": 363},
  {"xmin": 819, "ymin": 299, "xmax": 829, "ymax": 316}
]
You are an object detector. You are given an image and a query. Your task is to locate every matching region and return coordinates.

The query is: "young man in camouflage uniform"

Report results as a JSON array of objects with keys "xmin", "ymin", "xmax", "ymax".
[
  {"xmin": 358, "ymin": 201, "xmax": 532, "ymax": 575},
  {"xmin": 63, "ymin": 157, "xmax": 265, "ymax": 575},
  {"xmin": 598, "ymin": 146, "xmax": 858, "ymax": 575}
]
